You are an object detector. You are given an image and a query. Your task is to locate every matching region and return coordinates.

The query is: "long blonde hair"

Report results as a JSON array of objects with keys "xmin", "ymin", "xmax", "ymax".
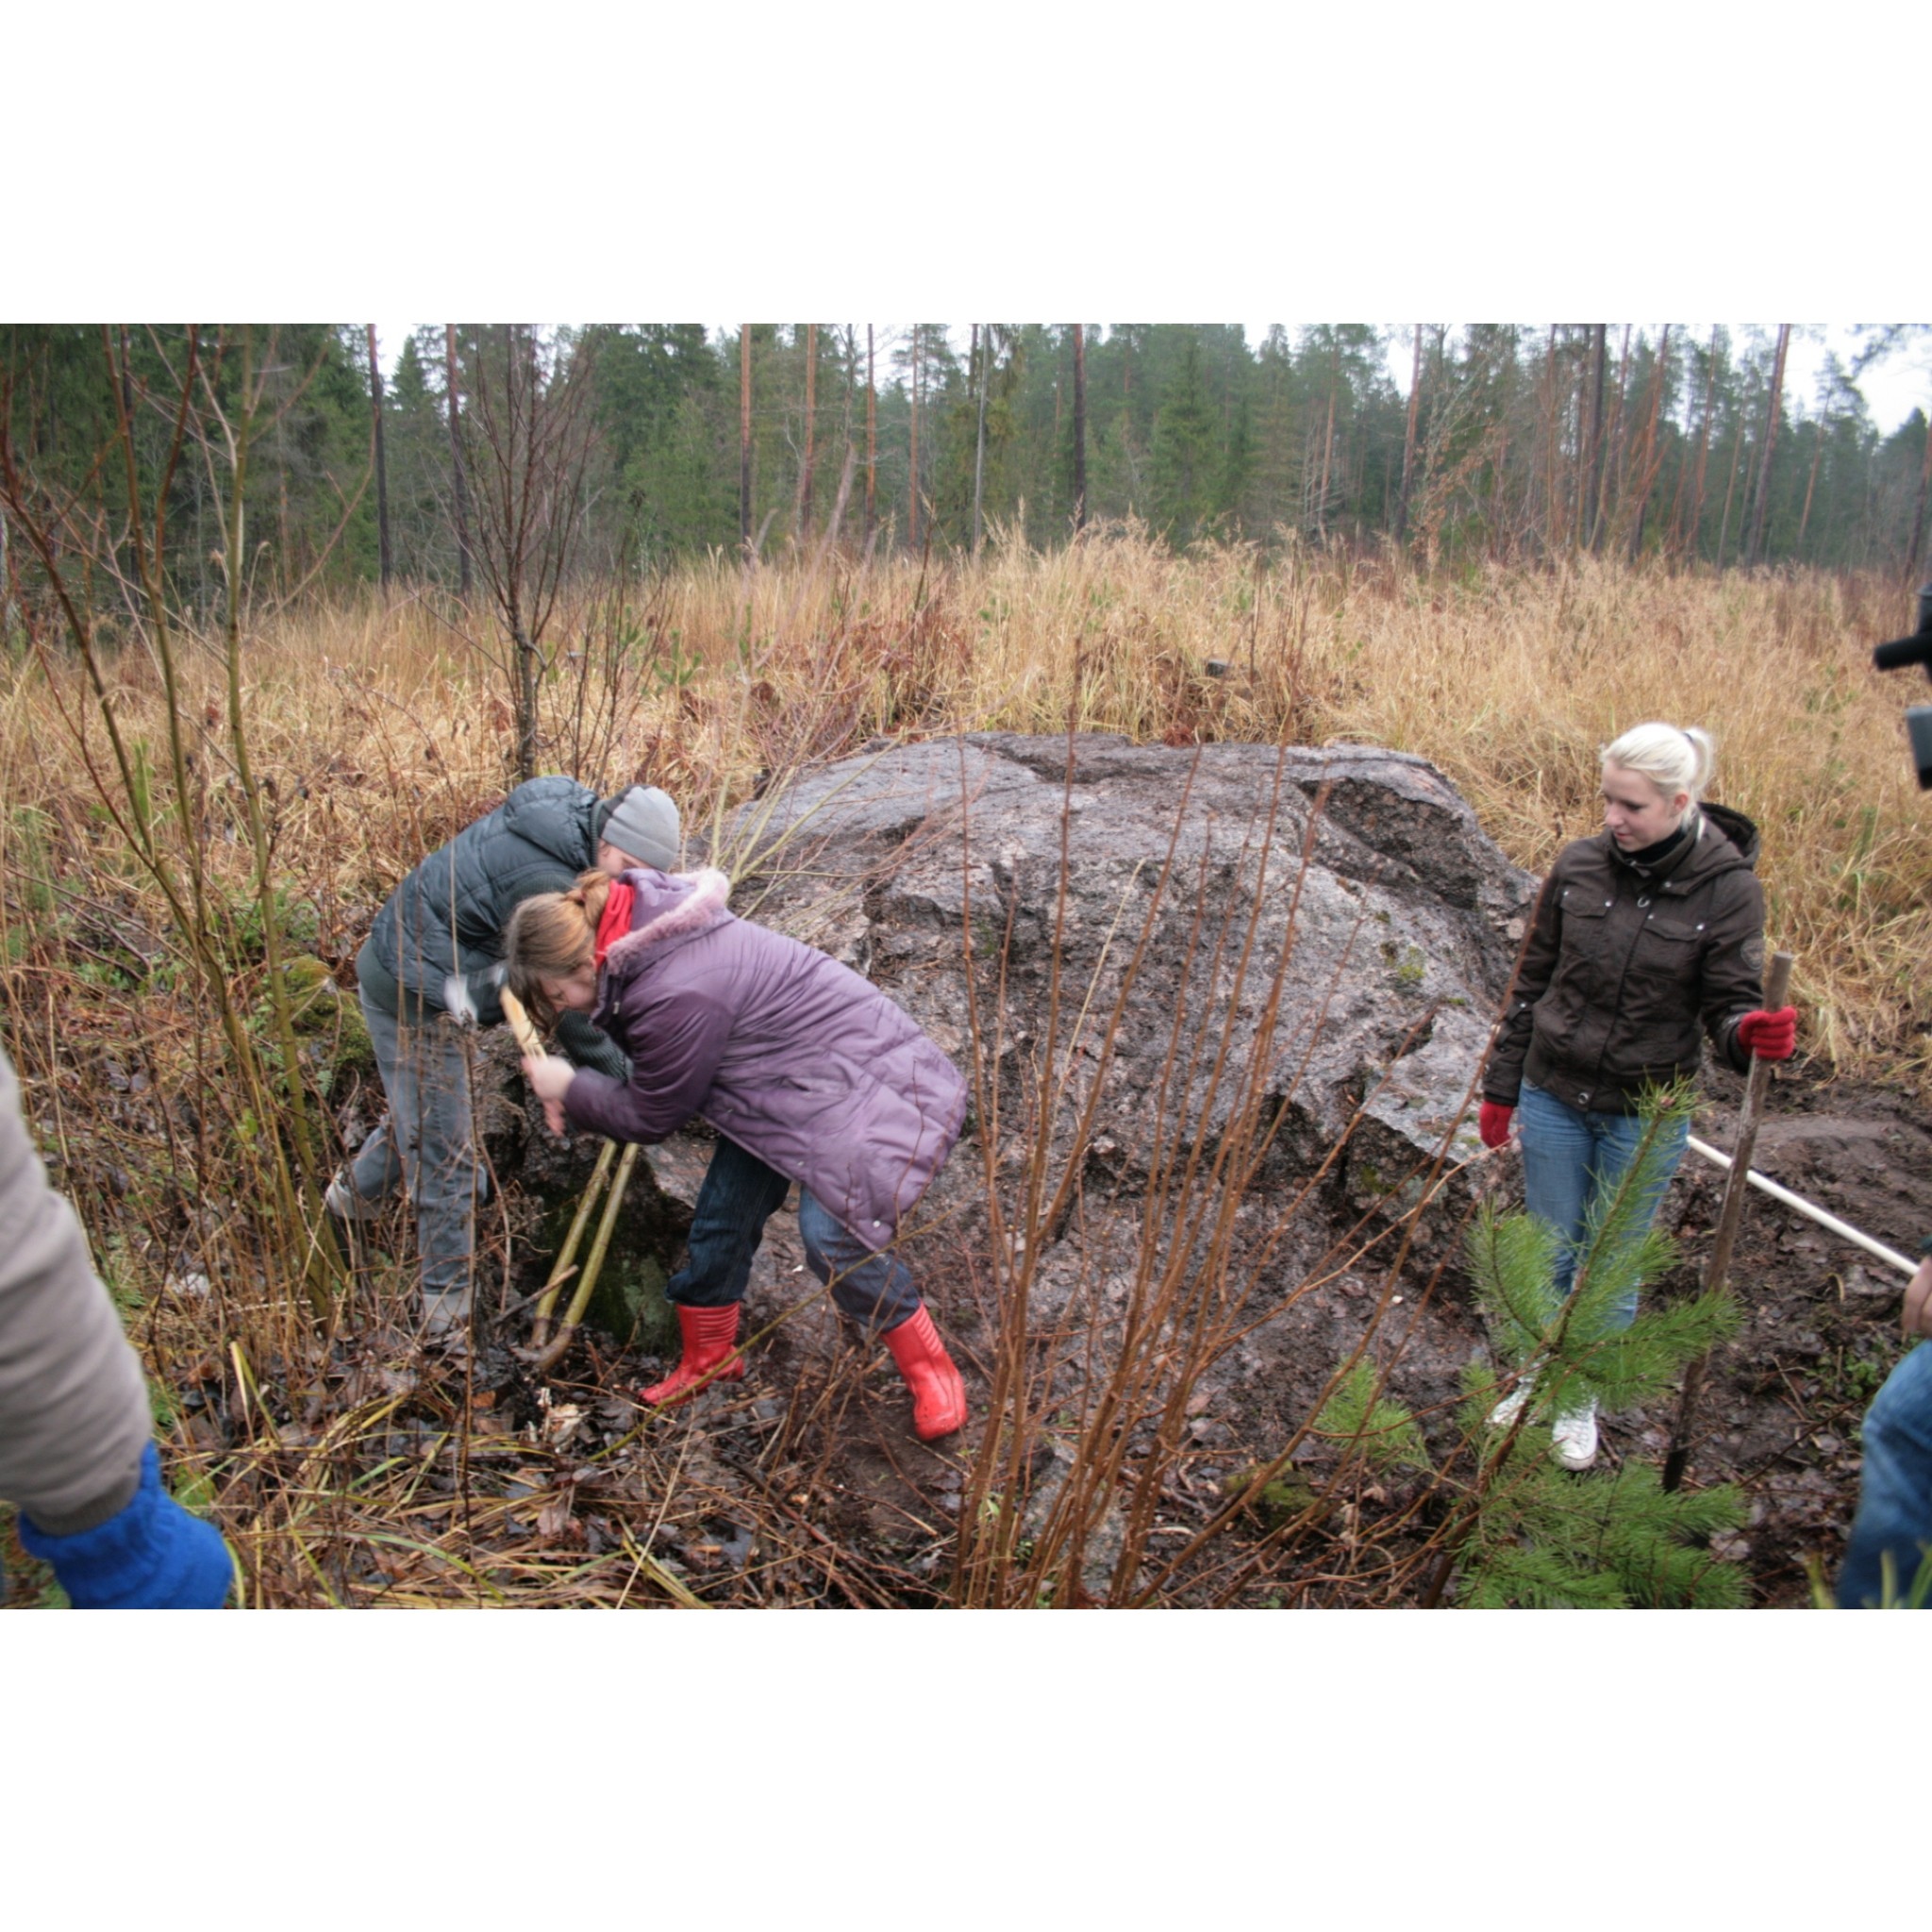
[{"xmin": 504, "ymin": 870, "xmax": 610, "ymax": 1025}]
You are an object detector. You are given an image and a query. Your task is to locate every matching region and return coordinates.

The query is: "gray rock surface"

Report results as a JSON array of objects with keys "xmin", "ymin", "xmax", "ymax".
[{"xmin": 727, "ymin": 732, "xmax": 1534, "ymax": 1224}]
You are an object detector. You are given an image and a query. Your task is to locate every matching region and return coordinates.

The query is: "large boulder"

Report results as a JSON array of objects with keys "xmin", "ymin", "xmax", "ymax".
[{"xmin": 728, "ymin": 733, "xmax": 1534, "ymax": 1249}]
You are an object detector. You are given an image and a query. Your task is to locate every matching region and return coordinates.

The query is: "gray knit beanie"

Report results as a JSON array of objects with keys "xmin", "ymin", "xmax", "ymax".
[{"xmin": 599, "ymin": 785, "xmax": 681, "ymax": 873}]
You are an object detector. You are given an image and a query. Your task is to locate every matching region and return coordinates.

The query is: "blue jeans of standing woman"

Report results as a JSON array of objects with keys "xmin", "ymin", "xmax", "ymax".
[
  {"xmin": 1517, "ymin": 1080, "xmax": 1690, "ymax": 1335},
  {"xmin": 1837, "ymin": 1341, "xmax": 1932, "ymax": 1607},
  {"xmin": 671, "ymin": 1134, "xmax": 922, "ymax": 1337}
]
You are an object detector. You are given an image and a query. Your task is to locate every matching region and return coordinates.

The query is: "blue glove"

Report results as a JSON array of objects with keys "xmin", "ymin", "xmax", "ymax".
[{"xmin": 19, "ymin": 1442, "xmax": 233, "ymax": 1608}]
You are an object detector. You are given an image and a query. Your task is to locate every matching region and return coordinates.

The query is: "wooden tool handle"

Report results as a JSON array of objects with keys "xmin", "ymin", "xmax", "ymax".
[{"xmin": 500, "ymin": 988, "xmax": 543, "ymax": 1059}]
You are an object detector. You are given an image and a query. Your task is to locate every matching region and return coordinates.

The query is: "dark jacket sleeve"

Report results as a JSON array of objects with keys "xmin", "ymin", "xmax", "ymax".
[
  {"xmin": 0, "ymin": 1048, "xmax": 152, "ymax": 1533},
  {"xmin": 1698, "ymin": 868, "xmax": 1768, "ymax": 1074},
  {"xmin": 563, "ymin": 990, "xmax": 735, "ymax": 1144},
  {"xmin": 555, "ymin": 1009, "xmax": 630, "ymax": 1081},
  {"xmin": 1482, "ymin": 858, "xmax": 1567, "ymax": 1107}
]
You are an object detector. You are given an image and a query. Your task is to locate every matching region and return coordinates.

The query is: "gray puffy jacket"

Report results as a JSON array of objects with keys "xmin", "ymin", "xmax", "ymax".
[{"xmin": 358, "ymin": 775, "xmax": 626, "ymax": 1074}]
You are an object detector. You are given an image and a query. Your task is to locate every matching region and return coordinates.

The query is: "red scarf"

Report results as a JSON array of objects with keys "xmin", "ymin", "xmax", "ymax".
[{"xmin": 593, "ymin": 880, "xmax": 635, "ymax": 966}]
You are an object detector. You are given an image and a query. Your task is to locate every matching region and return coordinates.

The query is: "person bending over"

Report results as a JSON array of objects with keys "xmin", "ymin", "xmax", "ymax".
[
  {"xmin": 505, "ymin": 861, "xmax": 970, "ymax": 1441},
  {"xmin": 328, "ymin": 779, "xmax": 680, "ymax": 1341}
]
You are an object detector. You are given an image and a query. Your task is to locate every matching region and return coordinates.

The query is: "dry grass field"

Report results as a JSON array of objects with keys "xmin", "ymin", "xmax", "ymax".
[{"xmin": 2, "ymin": 535, "xmax": 1926, "ymax": 1607}]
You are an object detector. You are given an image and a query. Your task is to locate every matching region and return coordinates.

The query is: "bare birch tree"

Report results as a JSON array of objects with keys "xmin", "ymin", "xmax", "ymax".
[{"xmin": 461, "ymin": 325, "xmax": 599, "ymax": 781}]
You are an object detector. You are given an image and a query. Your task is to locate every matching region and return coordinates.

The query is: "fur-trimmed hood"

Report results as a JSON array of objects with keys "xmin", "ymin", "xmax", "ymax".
[{"xmin": 597, "ymin": 867, "xmax": 733, "ymax": 985}]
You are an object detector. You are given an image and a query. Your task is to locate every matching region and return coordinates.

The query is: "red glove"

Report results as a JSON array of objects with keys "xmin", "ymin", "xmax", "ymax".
[
  {"xmin": 1478, "ymin": 1102, "xmax": 1514, "ymax": 1149},
  {"xmin": 1736, "ymin": 1007, "xmax": 1797, "ymax": 1060}
]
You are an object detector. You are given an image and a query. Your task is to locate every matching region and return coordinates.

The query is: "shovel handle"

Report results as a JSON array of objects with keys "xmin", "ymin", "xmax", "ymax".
[
  {"xmin": 500, "ymin": 988, "xmax": 544, "ymax": 1060},
  {"xmin": 1664, "ymin": 946, "xmax": 1795, "ymax": 1491},
  {"xmin": 1702, "ymin": 950, "xmax": 1795, "ymax": 1299}
]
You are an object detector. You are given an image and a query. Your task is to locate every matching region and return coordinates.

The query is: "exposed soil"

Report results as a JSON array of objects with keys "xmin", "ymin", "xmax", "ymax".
[
  {"xmin": 340, "ymin": 1051, "xmax": 1924, "ymax": 1609},
  {"xmin": 1624, "ymin": 1061, "xmax": 1929, "ymax": 1604}
]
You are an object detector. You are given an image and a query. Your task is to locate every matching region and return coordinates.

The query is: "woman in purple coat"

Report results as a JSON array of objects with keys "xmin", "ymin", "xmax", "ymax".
[{"xmin": 505, "ymin": 864, "xmax": 970, "ymax": 1441}]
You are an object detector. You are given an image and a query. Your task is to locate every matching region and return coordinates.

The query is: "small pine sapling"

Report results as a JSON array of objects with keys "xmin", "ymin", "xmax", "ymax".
[
  {"xmin": 1468, "ymin": 1086, "xmax": 1737, "ymax": 1429},
  {"xmin": 1441, "ymin": 1089, "xmax": 1750, "ymax": 1606},
  {"xmin": 1313, "ymin": 1358, "xmax": 1431, "ymax": 1473}
]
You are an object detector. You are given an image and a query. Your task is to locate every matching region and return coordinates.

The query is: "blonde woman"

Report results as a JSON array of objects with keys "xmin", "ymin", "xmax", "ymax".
[
  {"xmin": 505, "ymin": 864, "xmax": 969, "ymax": 1441},
  {"xmin": 1480, "ymin": 724, "xmax": 1795, "ymax": 1469}
]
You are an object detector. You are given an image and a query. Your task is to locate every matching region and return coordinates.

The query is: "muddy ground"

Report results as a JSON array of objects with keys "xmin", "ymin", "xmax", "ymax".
[
  {"xmin": 1637, "ymin": 1063, "xmax": 1929, "ymax": 1604},
  {"xmin": 415, "ymin": 1050, "xmax": 1925, "ymax": 1608}
]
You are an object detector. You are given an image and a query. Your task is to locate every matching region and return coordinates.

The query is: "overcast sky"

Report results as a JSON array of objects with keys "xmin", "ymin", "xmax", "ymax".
[{"xmin": 373, "ymin": 323, "xmax": 1927, "ymax": 436}]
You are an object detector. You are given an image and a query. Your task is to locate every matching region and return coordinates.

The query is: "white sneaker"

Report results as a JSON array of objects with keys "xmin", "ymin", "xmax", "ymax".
[
  {"xmin": 1551, "ymin": 1401, "xmax": 1599, "ymax": 1471},
  {"xmin": 1487, "ymin": 1361, "xmax": 1541, "ymax": 1429},
  {"xmin": 325, "ymin": 1171, "xmax": 382, "ymax": 1224}
]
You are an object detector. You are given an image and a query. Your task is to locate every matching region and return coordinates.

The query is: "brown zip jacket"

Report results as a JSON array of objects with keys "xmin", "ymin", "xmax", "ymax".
[
  {"xmin": 0, "ymin": 1046, "xmax": 152, "ymax": 1533},
  {"xmin": 1482, "ymin": 801, "xmax": 1768, "ymax": 1115}
]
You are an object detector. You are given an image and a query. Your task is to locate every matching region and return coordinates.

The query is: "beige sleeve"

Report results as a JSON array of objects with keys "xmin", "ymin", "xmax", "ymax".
[{"xmin": 0, "ymin": 1045, "xmax": 152, "ymax": 1532}]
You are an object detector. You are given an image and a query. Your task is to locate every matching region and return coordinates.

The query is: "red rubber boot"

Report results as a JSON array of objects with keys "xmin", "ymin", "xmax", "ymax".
[
  {"xmin": 641, "ymin": 1304, "xmax": 745, "ymax": 1407},
  {"xmin": 882, "ymin": 1304, "xmax": 968, "ymax": 1441}
]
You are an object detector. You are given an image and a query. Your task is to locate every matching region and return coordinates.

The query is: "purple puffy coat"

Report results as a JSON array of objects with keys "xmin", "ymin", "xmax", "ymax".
[{"xmin": 561, "ymin": 869, "xmax": 967, "ymax": 1252}]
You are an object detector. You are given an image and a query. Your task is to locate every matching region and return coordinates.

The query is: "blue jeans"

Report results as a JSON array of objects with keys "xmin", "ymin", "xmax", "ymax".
[
  {"xmin": 1837, "ymin": 1342, "xmax": 1932, "ymax": 1608},
  {"xmin": 674, "ymin": 1136, "xmax": 921, "ymax": 1337},
  {"xmin": 346, "ymin": 993, "xmax": 486, "ymax": 1318},
  {"xmin": 1517, "ymin": 1081, "xmax": 1689, "ymax": 1335}
]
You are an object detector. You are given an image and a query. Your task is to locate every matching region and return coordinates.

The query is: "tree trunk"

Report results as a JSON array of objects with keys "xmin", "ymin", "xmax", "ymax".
[
  {"xmin": 908, "ymin": 330, "xmax": 921, "ymax": 549},
  {"xmin": 1072, "ymin": 322, "xmax": 1088, "ymax": 533},
  {"xmin": 972, "ymin": 325, "xmax": 989, "ymax": 557},
  {"xmin": 1688, "ymin": 326, "xmax": 1721, "ymax": 560},
  {"xmin": 0, "ymin": 488, "xmax": 15, "ymax": 646},
  {"xmin": 739, "ymin": 325, "xmax": 752, "ymax": 551},
  {"xmin": 118, "ymin": 325, "xmax": 135, "ymax": 429},
  {"xmin": 445, "ymin": 324, "xmax": 473, "ymax": 597},
  {"xmin": 1907, "ymin": 408, "xmax": 1932, "ymax": 578},
  {"xmin": 1396, "ymin": 323, "xmax": 1424, "ymax": 544},
  {"xmin": 1316, "ymin": 350, "xmax": 1338, "ymax": 540},
  {"xmin": 1580, "ymin": 324, "xmax": 1607, "ymax": 552},
  {"xmin": 865, "ymin": 325, "xmax": 876, "ymax": 544},
  {"xmin": 515, "ymin": 614, "xmax": 538, "ymax": 782},
  {"xmin": 1716, "ymin": 414, "xmax": 1746, "ymax": 570},
  {"xmin": 1629, "ymin": 324, "xmax": 1670, "ymax": 562},
  {"xmin": 366, "ymin": 325, "xmax": 391, "ymax": 590},
  {"xmin": 1745, "ymin": 323, "xmax": 1790, "ymax": 566},
  {"xmin": 1596, "ymin": 324, "xmax": 1631, "ymax": 552},
  {"xmin": 1796, "ymin": 416, "xmax": 1826, "ymax": 558},
  {"xmin": 796, "ymin": 323, "xmax": 816, "ymax": 542},
  {"xmin": 1541, "ymin": 325, "xmax": 1560, "ymax": 552}
]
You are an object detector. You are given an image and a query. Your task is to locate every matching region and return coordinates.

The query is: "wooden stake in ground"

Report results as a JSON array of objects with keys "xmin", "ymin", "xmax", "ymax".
[
  {"xmin": 530, "ymin": 1142, "xmax": 640, "ymax": 1374},
  {"xmin": 1663, "ymin": 949, "xmax": 1794, "ymax": 1492},
  {"xmin": 501, "ymin": 990, "xmax": 637, "ymax": 1372}
]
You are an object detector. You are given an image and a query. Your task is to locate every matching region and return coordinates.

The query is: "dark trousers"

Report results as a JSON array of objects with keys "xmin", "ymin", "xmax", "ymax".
[{"xmin": 671, "ymin": 1135, "xmax": 921, "ymax": 1337}]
